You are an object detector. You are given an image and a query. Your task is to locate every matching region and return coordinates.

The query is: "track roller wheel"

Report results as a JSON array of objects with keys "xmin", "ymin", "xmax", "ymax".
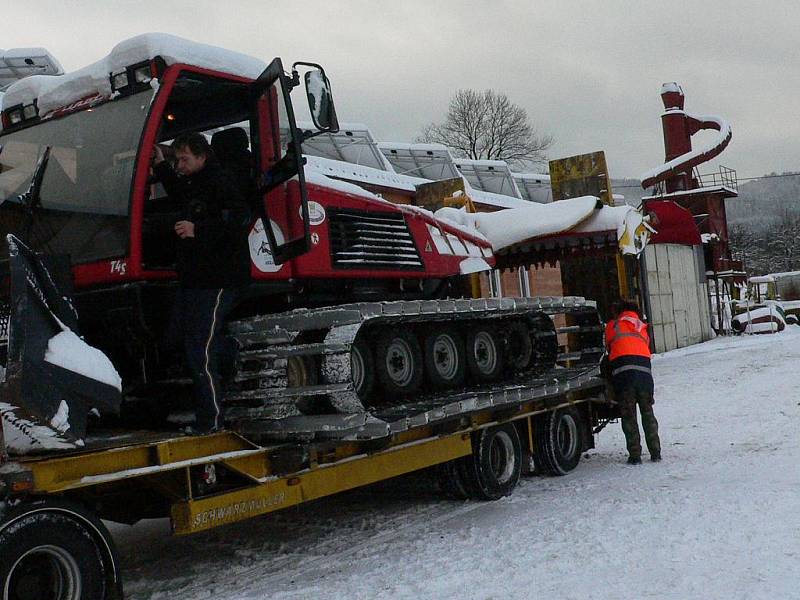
[
  {"xmin": 458, "ymin": 424, "xmax": 522, "ymax": 500},
  {"xmin": 533, "ymin": 406, "xmax": 584, "ymax": 475},
  {"xmin": 530, "ymin": 314, "xmax": 558, "ymax": 374},
  {"xmin": 423, "ymin": 326, "xmax": 466, "ymax": 390},
  {"xmin": 466, "ymin": 325, "xmax": 505, "ymax": 382},
  {"xmin": 0, "ymin": 500, "xmax": 123, "ymax": 600},
  {"xmin": 350, "ymin": 338, "xmax": 375, "ymax": 400},
  {"xmin": 505, "ymin": 320, "xmax": 533, "ymax": 372},
  {"xmin": 375, "ymin": 328, "xmax": 423, "ymax": 396}
]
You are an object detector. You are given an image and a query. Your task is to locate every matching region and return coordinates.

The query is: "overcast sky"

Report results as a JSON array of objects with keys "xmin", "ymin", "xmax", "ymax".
[{"xmin": 7, "ymin": 0, "xmax": 800, "ymax": 181}]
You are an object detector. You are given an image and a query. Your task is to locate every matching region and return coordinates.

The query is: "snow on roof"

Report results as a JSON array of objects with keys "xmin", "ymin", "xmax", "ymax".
[
  {"xmin": 2, "ymin": 33, "xmax": 267, "ymax": 116},
  {"xmin": 300, "ymin": 122, "xmax": 394, "ymax": 172},
  {"xmin": 511, "ymin": 171, "xmax": 552, "ymax": 203},
  {"xmin": 306, "ymin": 149, "xmax": 530, "ymax": 210},
  {"xmin": 1, "ymin": 47, "xmax": 64, "ymax": 93},
  {"xmin": 765, "ymin": 270, "xmax": 800, "ymax": 280},
  {"xmin": 305, "ymin": 155, "xmax": 423, "ymax": 192},
  {"xmin": 662, "ymin": 82, "xmax": 683, "ymax": 95},
  {"xmin": 465, "ymin": 186, "xmax": 530, "ymax": 209},
  {"xmin": 639, "ymin": 111, "xmax": 732, "ymax": 187},
  {"xmin": 748, "ymin": 275, "xmax": 775, "ymax": 284},
  {"xmin": 434, "ymin": 197, "xmax": 649, "ymax": 255},
  {"xmin": 453, "ymin": 158, "xmax": 523, "ymax": 199},
  {"xmin": 435, "ymin": 196, "xmax": 598, "ymax": 251},
  {"xmin": 378, "ymin": 142, "xmax": 461, "ymax": 180}
]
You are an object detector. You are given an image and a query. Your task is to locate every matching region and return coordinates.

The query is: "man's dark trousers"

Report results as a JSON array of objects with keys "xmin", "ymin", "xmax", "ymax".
[
  {"xmin": 170, "ymin": 288, "xmax": 240, "ymax": 432},
  {"xmin": 616, "ymin": 378, "xmax": 660, "ymax": 460}
]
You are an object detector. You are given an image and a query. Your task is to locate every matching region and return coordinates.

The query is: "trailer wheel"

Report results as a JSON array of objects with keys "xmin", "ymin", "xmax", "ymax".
[
  {"xmin": 459, "ymin": 424, "xmax": 522, "ymax": 500},
  {"xmin": 376, "ymin": 328, "xmax": 423, "ymax": 396},
  {"xmin": 0, "ymin": 500, "xmax": 122, "ymax": 600},
  {"xmin": 533, "ymin": 406, "xmax": 584, "ymax": 475},
  {"xmin": 437, "ymin": 460, "xmax": 470, "ymax": 500},
  {"xmin": 466, "ymin": 326, "xmax": 505, "ymax": 382},
  {"xmin": 424, "ymin": 327, "xmax": 466, "ymax": 389}
]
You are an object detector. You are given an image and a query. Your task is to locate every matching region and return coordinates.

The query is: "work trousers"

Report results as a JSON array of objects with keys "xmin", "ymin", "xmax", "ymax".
[
  {"xmin": 618, "ymin": 383, "xmax": 661, "ymax": 460},
  {"xmin": 168, "ymin": 288, "xmax": 240, "ymax": 431}
]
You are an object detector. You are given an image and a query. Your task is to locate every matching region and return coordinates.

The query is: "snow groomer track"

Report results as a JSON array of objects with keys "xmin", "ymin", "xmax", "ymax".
[{"xmin": 226, "ymin": 296, "xmax": 605, "ymax": 441}]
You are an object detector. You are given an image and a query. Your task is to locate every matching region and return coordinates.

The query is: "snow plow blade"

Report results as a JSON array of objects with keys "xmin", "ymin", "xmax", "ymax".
[{"xmin": 0, "ymin": 235, "xmax": 121, "ymax": 455}]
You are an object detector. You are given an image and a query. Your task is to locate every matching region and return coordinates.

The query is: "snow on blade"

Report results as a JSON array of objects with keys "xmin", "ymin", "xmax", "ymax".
[
  {"xmin": 45, "ymin": 329, "xmax": 123, "ymax": 391},
  {"xmin": 1, "ymin": 402, "xmax": 82, "ymax": 453}
]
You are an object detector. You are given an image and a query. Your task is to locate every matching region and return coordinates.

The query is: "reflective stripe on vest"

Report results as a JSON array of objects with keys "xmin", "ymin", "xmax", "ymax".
[
  {"xmin": 607, "ymin": 313, "xmax": 651, "ymax": 360},
  {"xmin": 611, "ymin": 364, "xmax": 652, "ymax": 376}
]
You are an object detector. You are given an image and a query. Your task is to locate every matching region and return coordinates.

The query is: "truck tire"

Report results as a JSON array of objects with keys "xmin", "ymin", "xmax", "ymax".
[
  {"xmin": 465, "ymin": 325, "xmax": 505, "ymax": 383},
  {"xmin": 376, "ymin": 328, "xmax": 423, "ymax": 396},
  {"xmin": 0, "ymin": 500, "xmax": 122, "ymax": 600},
  {"xmin": 437, "ymin": 459, "xmax": 470, "ymax": 500},
  {"xmin": 423, "ymin": 326, "xmax": 466, "ymax": 390},
  {"xmin": 458, "ymin": 424, "xmax": 522, "ymax": 500},
  {"xmin": 533, "ymin": 406, "xmax": 583, "ymax": 475}
]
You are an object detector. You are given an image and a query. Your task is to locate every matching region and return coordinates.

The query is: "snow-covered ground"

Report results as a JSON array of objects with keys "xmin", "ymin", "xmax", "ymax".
[{"xmin": 112, "ymin": 329, "xmax": 800, "ymax": 600}]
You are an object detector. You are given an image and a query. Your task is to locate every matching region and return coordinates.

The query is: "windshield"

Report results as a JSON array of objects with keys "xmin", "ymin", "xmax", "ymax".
[{"xmin": 0, "ymin": 91, "xmax": 151, "ymax": 262}]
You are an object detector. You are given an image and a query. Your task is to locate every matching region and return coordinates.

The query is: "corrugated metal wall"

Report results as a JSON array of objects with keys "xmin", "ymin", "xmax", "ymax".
[{"xmin": 645, "ymin": 244, "xmax": 712, "ymax": 353}]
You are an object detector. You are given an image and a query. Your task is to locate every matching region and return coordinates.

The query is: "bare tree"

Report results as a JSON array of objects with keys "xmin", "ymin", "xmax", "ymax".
[{"xmin": 417, "ymin": 89, "xmax": 554, "ymax": 167}]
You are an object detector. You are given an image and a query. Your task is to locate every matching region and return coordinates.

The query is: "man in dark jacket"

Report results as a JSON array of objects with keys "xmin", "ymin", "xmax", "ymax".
[
  {"xmin": 604, "ymin": 300, "xmax": 661, "ymax": 464},
  {"xmin": 153, "ymin": 132, "xmax": 251, "ymax": 433}
]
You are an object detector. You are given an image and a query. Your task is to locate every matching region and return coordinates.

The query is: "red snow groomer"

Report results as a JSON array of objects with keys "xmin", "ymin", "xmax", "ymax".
[{"xmin": 0, "ymin": 35, "xmax": 602, "ymax": 446}]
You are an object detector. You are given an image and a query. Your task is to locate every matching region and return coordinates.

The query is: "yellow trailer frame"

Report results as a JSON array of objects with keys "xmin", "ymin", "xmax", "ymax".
[{"xmin": 8, "ymin": 391, "xmax": 608, "ymax": 535}]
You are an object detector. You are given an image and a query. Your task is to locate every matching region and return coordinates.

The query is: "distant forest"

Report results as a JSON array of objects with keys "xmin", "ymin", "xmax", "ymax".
[{"xmin": 609, "ymin": 173, "xmax": 800, "ymax": 276}]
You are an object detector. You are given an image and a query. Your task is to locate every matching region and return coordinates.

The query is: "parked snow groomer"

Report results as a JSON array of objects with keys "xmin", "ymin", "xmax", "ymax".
[{"xmin": 0, "ymin": 34, "xmax": 618, "ymax": 599}]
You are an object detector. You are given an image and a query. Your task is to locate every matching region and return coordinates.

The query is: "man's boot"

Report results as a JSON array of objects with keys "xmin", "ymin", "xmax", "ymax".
[{"xmin": 627, "ymin": 455, "xmax": 642, "ymax": 465}]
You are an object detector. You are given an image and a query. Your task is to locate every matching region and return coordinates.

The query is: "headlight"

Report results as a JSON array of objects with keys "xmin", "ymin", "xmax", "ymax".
[{"xmin": 111, "ymin": 71, "xmax": 129, "ymax": 92}]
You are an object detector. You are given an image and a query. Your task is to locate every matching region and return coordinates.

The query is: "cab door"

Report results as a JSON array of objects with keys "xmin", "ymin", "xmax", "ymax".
[{"xmin": 249, "ymin": 58, "xmax": 310, "ymax": 266}]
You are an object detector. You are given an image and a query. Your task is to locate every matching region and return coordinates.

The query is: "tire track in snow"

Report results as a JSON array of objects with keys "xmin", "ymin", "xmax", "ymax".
[{"xmin": 168, "ymin": 494, "xmax": 491, "ymax": 600}]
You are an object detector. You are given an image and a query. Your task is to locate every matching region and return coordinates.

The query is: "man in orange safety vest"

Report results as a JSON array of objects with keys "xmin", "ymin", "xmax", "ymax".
[{"xmin": 605, "ymin": 300, "xmax": 661, "ymax": 465}]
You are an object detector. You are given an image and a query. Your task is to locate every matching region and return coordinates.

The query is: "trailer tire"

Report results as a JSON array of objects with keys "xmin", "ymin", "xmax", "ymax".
[
  {"xmin": 0, "ymin": 500, "xmax": 122, "ymax": 600},
  {"xmin": 459, "ymin": 424, "xmax": 522, "ymax": 500},
  {"xmin": 423, "ymin": 326, "xmax": 466, "ymax": 389},
  {"xmin": 533, "ymin": 406, "xmax": 583, "ymax": 475},
  {"xmin": 437, "ymin": 460, "xmax": 470, "ymax": 500},
  {"xmin": 376, "ymin": 328, "xmax": 423, "ymax": 396}
]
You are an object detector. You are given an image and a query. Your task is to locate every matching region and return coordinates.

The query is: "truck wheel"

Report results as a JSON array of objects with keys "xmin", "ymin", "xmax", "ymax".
[
  {"xmin": 424, "ymin": 326, "xmax": 466, "ymax": 389},
  {"xmin": 437, "ymin": 459, "xmax": 470, "ymax": 500},
  {"xmin": 350, "ymin": 339, "xmax": 375, "ymax": 400},
  {"xmin": 376, "ymin": 328, "xmax": 423, "ymax": 396},
  {"xmin": 466, "ymin": 326, "xmax": 505, "ymax": 382},
  {"xmin": 0, "ymin": 500, "xmax": 122, "ymax": 600},
  {"xmin": 533, "ymin": 406, "xmax": 584, "ymax": 475},
  {"xmin": 459, "ymin": 424, "xmax": 522, "ymax": 500}
]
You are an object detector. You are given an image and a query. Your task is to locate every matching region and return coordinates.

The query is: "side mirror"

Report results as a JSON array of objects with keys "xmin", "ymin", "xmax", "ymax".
[{"xmin": 296, "ymin": 63, "xmax": 339, "ymax": 133}]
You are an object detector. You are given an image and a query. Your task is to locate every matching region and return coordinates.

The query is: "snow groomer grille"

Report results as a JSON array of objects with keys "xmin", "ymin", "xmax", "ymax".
[{"xmin": 328, "ymin": 209, "xmax": 424, "ymax": 270}]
